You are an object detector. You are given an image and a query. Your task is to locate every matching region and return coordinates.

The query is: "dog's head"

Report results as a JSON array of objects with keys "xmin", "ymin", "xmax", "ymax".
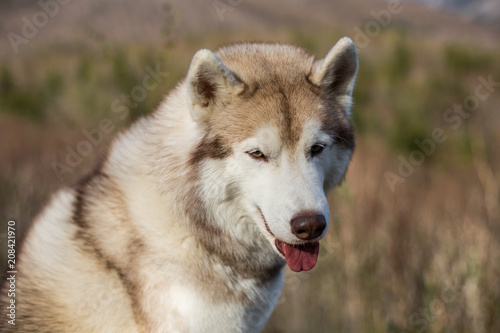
[{"xmin": 186, "ymin": 38, "xmax": 357, "ymax": 272}]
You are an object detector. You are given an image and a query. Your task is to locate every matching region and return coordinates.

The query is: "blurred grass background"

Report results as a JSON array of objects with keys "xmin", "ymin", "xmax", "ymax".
[{"xmin": 1, "ymin": 0, "xmax": 499, "ymax": 332}]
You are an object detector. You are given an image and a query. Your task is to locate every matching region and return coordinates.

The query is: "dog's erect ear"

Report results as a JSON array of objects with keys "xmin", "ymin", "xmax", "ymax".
[
  {"xmin": 186, "ymin": 49, "xmax": 244, "ymax": 122},
  {"xmin": 310, "ymin": 37, "xmax": 358, "ymax": 114}
]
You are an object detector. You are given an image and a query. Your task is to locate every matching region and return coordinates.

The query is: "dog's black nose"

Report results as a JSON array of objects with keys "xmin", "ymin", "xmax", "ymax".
[{"xmin": 290, "ymin": 214, "xmax": 326, "ymax": 240}]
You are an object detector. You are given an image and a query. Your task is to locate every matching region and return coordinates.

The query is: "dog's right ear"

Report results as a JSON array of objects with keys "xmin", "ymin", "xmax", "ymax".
[
  {"xmin": 186, "ymin": 49, "xmax": 244, "ymax": 122},
  {"xmin": 309, "ymin": 37, "xmax": 358, "ymax": 115}
]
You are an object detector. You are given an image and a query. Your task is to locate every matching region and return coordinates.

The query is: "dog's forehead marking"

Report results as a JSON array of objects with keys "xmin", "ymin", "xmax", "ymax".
[
  {"xmin": 251, "ymin": 120, "xmax": 330, "ymax": 163},
  {"xmin": 231, "ymin": 81, "xmax": 322, "ymax": 147},
  {"xmin": 195, "ymin": 43, "xmax": 355, "ymax": 163},
  {"xmin": 210, "ymin": 43, "xmax": 323, "ymax": 148}
]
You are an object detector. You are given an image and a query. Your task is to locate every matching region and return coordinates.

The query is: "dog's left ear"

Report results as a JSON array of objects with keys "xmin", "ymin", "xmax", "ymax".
[
  {"xmin": 310, "ymin": 37, "xmax": 358, "ymax": 115},
  {"xmin": 186, "ymin": 49, "xmax": 244, "ymax": 122}
]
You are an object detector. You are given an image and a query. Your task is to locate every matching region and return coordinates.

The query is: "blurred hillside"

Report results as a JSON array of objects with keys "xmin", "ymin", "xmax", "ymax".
[
  {"xmin": 1, "ymin": 1, "xmax": 500, "ymax": 332},
  {"xmin": 413, "ymin": 0, "xmax": 500, "ymax": 28},
  {"xmin": 1, "ymin": 0, "xmax": 499, "ymax": 56}
]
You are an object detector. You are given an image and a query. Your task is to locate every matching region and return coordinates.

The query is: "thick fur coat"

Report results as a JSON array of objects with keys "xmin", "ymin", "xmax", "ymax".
[{"xmin": 0, "ymin": 37, "xmax": 358, "ymax": 332}]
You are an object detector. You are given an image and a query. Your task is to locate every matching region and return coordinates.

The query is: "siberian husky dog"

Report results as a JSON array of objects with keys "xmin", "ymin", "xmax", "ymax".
[{"xmin": 1, "ymin": 37, "xmax": 358, "ymax": 332}]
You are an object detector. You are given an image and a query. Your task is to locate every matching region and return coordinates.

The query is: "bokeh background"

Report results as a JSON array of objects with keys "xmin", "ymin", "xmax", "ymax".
[{"xmin": 1, "ymin": 0, "xmax": 499, "ymax": 332}]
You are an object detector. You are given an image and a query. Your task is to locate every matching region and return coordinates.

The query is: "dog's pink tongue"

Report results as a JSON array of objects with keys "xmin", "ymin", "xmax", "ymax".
[{"xmin": 282, "ymin": 242, "xmax": 320, "ymax": 272}]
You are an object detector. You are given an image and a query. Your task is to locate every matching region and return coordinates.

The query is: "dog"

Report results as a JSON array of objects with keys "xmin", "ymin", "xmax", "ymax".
[{"xmin": 0, "ymin": 37, "xmax": 358, "ymax": 332}]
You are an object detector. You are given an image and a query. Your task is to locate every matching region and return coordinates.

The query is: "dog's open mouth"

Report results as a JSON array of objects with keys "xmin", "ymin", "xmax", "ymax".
[
  {"xmin": 274, "ymin": 239, "xmax": 319, "ymax": 272},
  {"xmin": 260, "ymin": 208, "xmax": 320, "ymax": 272}
]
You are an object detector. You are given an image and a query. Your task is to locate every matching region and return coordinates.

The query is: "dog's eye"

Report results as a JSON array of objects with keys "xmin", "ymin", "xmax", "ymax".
[
  {"xmin": 310, "ymin": 144, "xmax": 324, "ymax": 157},
  {"xmin": 248, "ymin": 150, "xmax": 266, "ymax": 160}
]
